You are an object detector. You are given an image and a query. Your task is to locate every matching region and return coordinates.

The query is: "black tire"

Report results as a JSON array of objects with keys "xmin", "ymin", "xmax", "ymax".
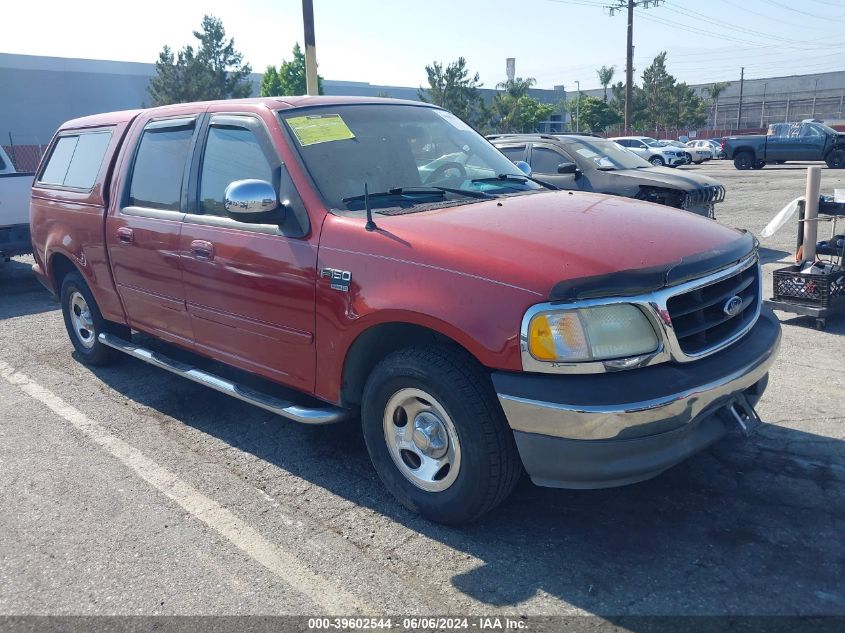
[
  {"xmin": 649, "ymin": 156, "xmax": 665, "ymax": 167},
  {"xmin": 774, "ymin": 160, "xmax": 787, "ymax": 165},
  {"xmin": 753, "ymin": 160, "xmax": 766, "ymax": 170},
  {"xmin": 733, "ymin": 152, "xmax": 754, "ymax": 170},
  {"xmin": 60, "ymin": 271, "xmax": 129, "ymax": 366},
  {"xmin": 825, "ymin": 149, "xmax": 845, "ymax": 169},
  {"xmin": 361, "ymin": 345, "xmax": 522, "ymax": 524}
]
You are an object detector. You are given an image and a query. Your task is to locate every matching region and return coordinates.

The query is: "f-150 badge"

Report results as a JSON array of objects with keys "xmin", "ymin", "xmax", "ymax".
[{"xmin": 320, "ymin": 268, "xmax": 351, "ymax": 292}]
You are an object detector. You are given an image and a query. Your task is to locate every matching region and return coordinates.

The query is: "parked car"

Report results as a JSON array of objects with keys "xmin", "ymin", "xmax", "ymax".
[
  {"xmin": 30, "ymin": 97, "xmax": 780, "ymax": 523},
  {"xmin": 489, "ymin": 134, "xmax": 725, "ymax": 217},
  {"xmin": 610, "ymin": 136, "xmax": 687, "ymax": 167},
  {"xmin": 723, "ymin": 119, "xmax": 845, "ymax": 169},
  {"xmin": 657, "ymin": 140, "xmax": 693, "ymax": 164},
  {"xmin": 683, "ymin": 140, "xmax": 716, "ymax": 162},
  {"xmin": 694, "ymin": 139, "xmax": 725, "ymax": 159},
  {"xmin": 0, "ymin": 144, "xmax": 33, "ymax": 259}
]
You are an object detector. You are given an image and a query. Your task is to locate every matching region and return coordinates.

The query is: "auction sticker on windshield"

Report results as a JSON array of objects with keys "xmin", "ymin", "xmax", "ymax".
[{"xmin": 286, "ymin": 114, "xmax": 356, "ymax": 146}]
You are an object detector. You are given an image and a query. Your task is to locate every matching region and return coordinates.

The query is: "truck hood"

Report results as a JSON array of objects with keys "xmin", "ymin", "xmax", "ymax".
[
  {"xmin": 328, "ymin": 190, "xmax": 754, "ymax": 300},
  {"xmin": 600, "ymin": 166, "xmax": 723, "ymax": 193}
]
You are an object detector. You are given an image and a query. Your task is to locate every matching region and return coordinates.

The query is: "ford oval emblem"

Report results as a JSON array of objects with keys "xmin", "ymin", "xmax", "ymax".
[{"xmin": 723, "ymin": 295, "xmax": 743, "ymax": 317}]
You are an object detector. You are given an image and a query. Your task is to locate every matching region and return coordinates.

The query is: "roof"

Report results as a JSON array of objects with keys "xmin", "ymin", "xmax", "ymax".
[{"xmin": 58, "ymin": 95, "xmax": 428, "ymax": 130}]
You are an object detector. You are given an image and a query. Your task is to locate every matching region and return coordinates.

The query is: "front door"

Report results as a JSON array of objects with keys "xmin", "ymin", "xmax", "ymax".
[
  {"xmin": 107, "ymin": 116, "xmax": 197, "ymax": 343},
  {"xmin": 529, "ymin": 143, "xmax": 580, "ymax": 190},
  {"xmin": 178, "ymin": 113, "xmax": 317, "ymax": 392}
]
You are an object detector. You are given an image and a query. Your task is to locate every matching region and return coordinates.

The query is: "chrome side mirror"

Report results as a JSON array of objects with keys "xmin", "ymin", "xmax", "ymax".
[
  {"xmin": 224, "ymin": 179, "xmax": 284, "ymax": 223},
  {"xmin": 514, "ymin": 160, "xmax": 532, "ymax": 176}
]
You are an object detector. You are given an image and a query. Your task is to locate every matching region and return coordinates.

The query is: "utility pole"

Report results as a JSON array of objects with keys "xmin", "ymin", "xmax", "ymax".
[
  {"xmin": 576, "ymin": 80, "xmax": 581, "ymax": 133},
  {"xmin": 736, "ymin": 67, "xmax": 744, "ymax": 129},
  {"xmin": 302, "ymin": 0, "xmax": 319, "ymax": 96},
  {"xmin": 605, "ymin": 1, "xmax": 664, "ymax": 133}
]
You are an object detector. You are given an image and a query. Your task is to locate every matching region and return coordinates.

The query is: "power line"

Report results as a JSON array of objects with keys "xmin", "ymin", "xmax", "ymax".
[{"xmin": 604, "ymin": 0, "xmax": 666, "ymax": 131}]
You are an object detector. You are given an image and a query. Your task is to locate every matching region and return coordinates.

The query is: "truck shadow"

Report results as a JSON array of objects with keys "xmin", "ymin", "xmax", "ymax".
[
  {"xmin": 84, "ymin": 346, "xmax": 845, "ymax": 617},
  {"xmin": 0, "ymin": 257, "xmax": 57, "ymax": 319}
]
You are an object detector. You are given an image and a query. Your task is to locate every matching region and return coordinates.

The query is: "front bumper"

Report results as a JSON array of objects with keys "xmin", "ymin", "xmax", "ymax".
[{"xmin": 493, "ymin": 307, "xmax": 781, "ymax": 488}]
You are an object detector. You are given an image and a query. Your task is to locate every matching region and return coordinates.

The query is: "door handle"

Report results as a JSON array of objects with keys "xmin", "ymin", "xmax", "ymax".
[
  {"xmin": 190, "ymin": 239, "xmax": 215, "ymax": 260},
  {"xmin": 117, "ymin": 227, "xmax": 134, "ymax": 244}
]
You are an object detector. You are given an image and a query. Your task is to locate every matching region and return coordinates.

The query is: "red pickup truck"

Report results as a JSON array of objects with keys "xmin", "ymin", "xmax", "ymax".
[{"xmin": 30, "ymin": 97, "xmax": 781, "ymax": 523}]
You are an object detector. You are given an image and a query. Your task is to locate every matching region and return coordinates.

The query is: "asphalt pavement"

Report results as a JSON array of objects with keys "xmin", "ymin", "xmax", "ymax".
[{"xmin": 1, "ymin": 160, "xmax": 843, "ymax": 623}]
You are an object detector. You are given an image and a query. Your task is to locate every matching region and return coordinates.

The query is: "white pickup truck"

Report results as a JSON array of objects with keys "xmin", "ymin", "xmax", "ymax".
[{"xmin": 0, "ymin": 145, "xmax": 33, "ymax": 259}]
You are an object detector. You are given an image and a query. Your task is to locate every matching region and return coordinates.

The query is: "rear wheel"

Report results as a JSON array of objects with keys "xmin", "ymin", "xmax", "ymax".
[
  {"xmin": 361, "ymin": 346, "xmax": 521, "ymax": 524},
  {"xmin": 825, "ymin": 149, "xmax": 845, "ymax": 169},
  {"xmin": 733, "ymin": 152, "xmax": 754, "ymax": 170},
  {"xmin": 60, "ymin": 271, "xmax": 129, "ymax": 366}
]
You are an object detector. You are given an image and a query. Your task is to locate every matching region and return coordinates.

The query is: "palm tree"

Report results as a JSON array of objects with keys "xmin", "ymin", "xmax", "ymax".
[
  {"xmin": 705, "ymin": 81, "xmax": 731, "ymax": 129},
  {"xmin": 597, "ymin": 65, "xmax": 616, "ymax": 102},
  {"xmin": 496, "ymin": 76, "xmax": 536, "ymax": 99}
]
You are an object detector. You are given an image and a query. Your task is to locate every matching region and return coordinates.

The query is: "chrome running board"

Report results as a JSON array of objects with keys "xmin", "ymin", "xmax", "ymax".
[{"xmin": 98, "ymin": 333, "xmax": 346, "ymax": 425}]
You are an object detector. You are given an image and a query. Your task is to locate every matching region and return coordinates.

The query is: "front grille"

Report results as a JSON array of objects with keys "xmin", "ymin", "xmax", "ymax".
[
  {"xmin": 666, "ymin": 262, "xmax": 760, "ymax": 356},
  {"xmin": 684, "ymin": 185, "xmax": 726, "ymax": 208}
]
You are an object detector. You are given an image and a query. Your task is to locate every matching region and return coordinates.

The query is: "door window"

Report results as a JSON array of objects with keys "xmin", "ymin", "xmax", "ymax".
[
  {"xmin": 39, "ymin": 131, "xmax": 112, "ymax": 190},
  {"xmin": 199, "ymin": 126, "xmax": 274, "ymax": 216},
  {"xmin": 498, "ymin": 145, "xmax": 526, "ymax": 163},
  {"xmin": 531, "ymin": 146, "xmax": 566, "ymax": 174},
  {"xmin": 128, "ymin": 121, "xmax": 195, "ymax": 210}
]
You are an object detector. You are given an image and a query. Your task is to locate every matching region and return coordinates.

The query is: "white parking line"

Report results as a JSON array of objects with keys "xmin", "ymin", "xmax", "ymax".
[{"xmin": 0, "ymin": 360, "xmax": 371, "ymax": 615}]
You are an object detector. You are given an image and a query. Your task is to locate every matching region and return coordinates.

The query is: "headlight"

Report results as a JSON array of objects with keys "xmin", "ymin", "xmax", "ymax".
[{"xmin": 527, "ymin": 304, "xmax": 659, "ymax": 362}]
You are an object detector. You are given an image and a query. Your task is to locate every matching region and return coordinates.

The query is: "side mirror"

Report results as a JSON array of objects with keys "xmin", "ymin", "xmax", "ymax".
[
  {"xmin": 224, "ymin": 179, "xmax": 285, "ymax": 224},
  {"xmin": 514, "ymin": 160, "xmax": 532, "ymax": 176},
  {"xmin": 557, "ymin": 162, "xmax": 579, "ymax": 174}
]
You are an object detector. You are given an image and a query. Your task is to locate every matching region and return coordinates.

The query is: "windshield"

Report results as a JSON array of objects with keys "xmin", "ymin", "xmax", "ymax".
[
  {"xmin": 642, "ymin": 138, "xmax": 663, "ymax": 147},
  {"xmin": 568, "ymin": 139, "xmax": 652, "ymax": 170},
  {"xmin": 278, "ymin": 104, "xmax": 541, "ymax": 212}
]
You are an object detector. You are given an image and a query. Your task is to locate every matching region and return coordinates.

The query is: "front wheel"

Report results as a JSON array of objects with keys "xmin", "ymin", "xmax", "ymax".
[
  {"xmin": 649, "ymin": 156, "xmax": 665, "ymax": 167},
  {"xmin": 733, "ymin": 152, "xmax": 754, "ymax": 170},
  {"xmin": 60, "ymin": 271, "xmax": 128, "ymax": 366},
  {"xmin": 753, "ymin": 160, "xmax": 766, "ymax": 170},
  {"xmin": 826, "ymin": 149, "xmax": 845, "ymax": 169},
  {"xmin": 361, "ymin": 346, "xmax": 521, "ymax": 524}
]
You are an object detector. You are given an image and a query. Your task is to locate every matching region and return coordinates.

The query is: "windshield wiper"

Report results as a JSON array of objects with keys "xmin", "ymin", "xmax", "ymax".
[
  {"xmin": 470, "ymin": 174, "xmax": 558, "ymax": 190},
  {"xmin": 342, "ymin": 186, "xmax": 492, "ymax": 204}
]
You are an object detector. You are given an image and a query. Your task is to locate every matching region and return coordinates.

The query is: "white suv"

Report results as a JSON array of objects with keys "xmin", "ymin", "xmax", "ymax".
[{"xmin": 611, "ymin": 136, "xmax": 686, "ymax": 167}]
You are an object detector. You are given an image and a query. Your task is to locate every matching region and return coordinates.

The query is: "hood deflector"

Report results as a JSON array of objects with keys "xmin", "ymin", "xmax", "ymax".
[{"xmin": 548, "ymin": 231, "xmax": 756, "ymax": 302}]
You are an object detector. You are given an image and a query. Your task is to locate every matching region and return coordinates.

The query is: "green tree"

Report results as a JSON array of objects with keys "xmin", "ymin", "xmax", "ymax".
[
  {"xmin": 260, "ymin": 43, "xmax": 324, "ymax": 96},
  {"xmin": 148, "ymin": 15, "xmax": 252, "ymax": 106},
  {"xmin": 668, "ymin": 82, "xmax": 707, "ymax": 130},
  {"xmin": 569, "ymin": 95, "xmax": 621, "ymax": 132},
  {"xmin": 597, "ymin": 65, "xmax": 616, "ymax": 102},
  {"xmin": 705, "ymin": 81, "xmax": 731, "ymax": 128},
  {"xmin": 496, "ymin": 76, "xmax": 536, "ymax": 99},
  {"xmin": 259, "ymin": 65, "xmax": 282, "ymax": 97},
  {"xmin": 491, "ymin": 77, "xmax": 553, "ymax": 133},
  {"xmin": 418, "ymin": 57, "xmax": 486, "ymax": 126},
  {"xmin": 639, "ymin": 51, "xmax": 676, "ymax": 132}
]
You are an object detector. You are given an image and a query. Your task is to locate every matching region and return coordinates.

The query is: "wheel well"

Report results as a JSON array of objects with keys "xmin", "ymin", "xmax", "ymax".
[
  {"xmin": 340, "ymin": 322, "xmax": 472, "ymax": 407},
  {"xmin": 50, "ymin": 253, "xmax": 78, "ymax": 290},
  {"xmin": 733, "ymin": 147, "xmax": 755, "ymax": 158}
]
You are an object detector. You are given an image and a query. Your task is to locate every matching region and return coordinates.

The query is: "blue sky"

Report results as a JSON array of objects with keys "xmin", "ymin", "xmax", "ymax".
[{"xmin": 4, "ymin": 0, "xmax": 845, "ymax": 90}]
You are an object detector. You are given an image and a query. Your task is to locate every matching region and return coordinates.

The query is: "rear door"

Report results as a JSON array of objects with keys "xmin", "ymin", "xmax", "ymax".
[
  {"xmin": 496, "ymin": 144, "xmax": 528, "ymax": 166},
  {"xmin": 107, "ymin": 116, "xmax": 198, "ymax": 343},
  {"xmin": 528, "ymin": 143, "xmax": 579, "ymax": 190},
  {"xmin": 797, "ymin": 123, "xmax": 828, "ymax": 160},
  {"xmin": 178, "ymin": 112, "xmax": 318, "ymax": 392}
]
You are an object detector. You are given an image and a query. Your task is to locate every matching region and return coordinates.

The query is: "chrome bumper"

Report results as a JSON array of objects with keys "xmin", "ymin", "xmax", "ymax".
[{"xmin": 495, "ymin": 308, "xmax": 781, "ymax": 442}]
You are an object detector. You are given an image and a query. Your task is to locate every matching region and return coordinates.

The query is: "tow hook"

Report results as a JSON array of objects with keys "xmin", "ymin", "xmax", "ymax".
[{"xmin": 727, "ymin": 394, "xmax": 762, "ymax": 437}]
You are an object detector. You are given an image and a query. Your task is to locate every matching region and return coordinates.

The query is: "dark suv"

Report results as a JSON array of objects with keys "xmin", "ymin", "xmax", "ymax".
[{"xmin": 489, "ymin": 134, "xmax": 726, "ymax": 218}]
